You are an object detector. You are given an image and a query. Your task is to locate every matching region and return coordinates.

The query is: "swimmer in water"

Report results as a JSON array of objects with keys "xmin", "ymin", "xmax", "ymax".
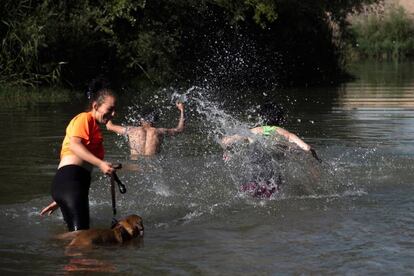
[
  {"xmin": 221, "ymin": 102, "xmax": 321, "ymax": 198},
  {"xmin": 106, "ymin": 102, "xmax": 185, "ymax": 159}
]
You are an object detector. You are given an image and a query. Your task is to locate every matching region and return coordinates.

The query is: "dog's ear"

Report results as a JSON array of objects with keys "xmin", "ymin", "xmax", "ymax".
[
  {"xmin": 114, "ymin": 223, "xmax": 136, "ymax": 242},
  {"xmin": 118, "ymin": 220, "xmax": 135, "ymax": 237},
  {"xmin": 112, "ymin": 225, "xmax": 124, "ymax": 243}
]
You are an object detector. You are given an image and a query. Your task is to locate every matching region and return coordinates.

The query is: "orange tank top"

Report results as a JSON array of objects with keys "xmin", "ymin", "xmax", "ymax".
[{"xmin": 60, "ymin": 112, "xmax": 104, "ymax": 160}]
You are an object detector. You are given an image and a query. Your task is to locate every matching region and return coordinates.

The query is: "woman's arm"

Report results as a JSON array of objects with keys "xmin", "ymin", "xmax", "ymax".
[
  {"xmin": 69, "ymin": 137, "xmax": 114, "ymax": 175},
  {"xmin": 275, "ymin": 127, "xmax": 322, "ymax": 162},
  {"xmin": 275, "ymin": 127, "xmax": 311, "ymax": 151}
]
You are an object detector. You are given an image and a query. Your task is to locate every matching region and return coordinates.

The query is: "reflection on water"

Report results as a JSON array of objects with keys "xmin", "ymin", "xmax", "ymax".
[
  {"xmin": 63, "ymin": 258, "xmax": 116, "ymax": 273},
  {"xmin": 1, "ymin": 62, "xmax": 414, "ymax": 274},
  {"xmin": 338, "ymin": 62, "xmax": 414, "ymax": 109},
  {"xmin": 334, "ymin": 62, "xmax": 414, "ymax": 154}
]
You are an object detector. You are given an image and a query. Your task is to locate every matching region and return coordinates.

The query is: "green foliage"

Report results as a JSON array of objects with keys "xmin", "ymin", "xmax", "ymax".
[
  {"xmin": 0, "ymin": 0, "xmax": 383, "ymax": 89},
  {"xmin": 0, "ymin": 0, "xmax": 62, "ymax": 86},
  {"xmin": 214, "ymin": 0, "xmax": 278, "ymax": 27},
  {"xmin": 349, "ymin": 6, "xmax": 414, "ymax": 60}
]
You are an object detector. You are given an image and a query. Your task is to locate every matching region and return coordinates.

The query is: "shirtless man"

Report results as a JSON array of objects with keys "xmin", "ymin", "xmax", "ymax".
[{"xmin": 106, "ymin": 102, "xmax": 185, "ymax": 157}]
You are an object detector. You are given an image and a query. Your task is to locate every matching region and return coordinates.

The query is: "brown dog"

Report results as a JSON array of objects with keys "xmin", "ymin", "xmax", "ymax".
[{"xmin": 60, "ymin": 215, "xmax": 144, "ymax": 247}]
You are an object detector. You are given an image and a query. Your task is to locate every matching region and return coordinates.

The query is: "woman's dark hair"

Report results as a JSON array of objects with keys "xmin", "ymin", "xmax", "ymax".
[
  {"xmin": 259, "ymin": 102, "xmax": 286, "ymax": 126},
  {"xmin": 86, "ymin": 77, "xmax": 115, "ymax": 110}
]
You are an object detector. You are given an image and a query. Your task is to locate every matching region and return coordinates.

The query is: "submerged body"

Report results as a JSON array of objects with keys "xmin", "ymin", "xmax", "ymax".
[
  {"xmin": 226, "ymin": 136, "xmax": 285, "ymax": 198},
  {"xmin": 240, "ymin": 180, "xmax": 280, "ymax": 198},
  {"xmin": 221, "ymin": 103, "xmax": 321, "ymax": 199}
]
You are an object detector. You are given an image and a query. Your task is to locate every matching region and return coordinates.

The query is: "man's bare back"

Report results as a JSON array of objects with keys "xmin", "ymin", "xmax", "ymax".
[
  {"xmin": 107, "ymin": 102, "xmax": 185, "ymax": 157},
  {"xmin": 128, "ymin": 125, "xmax": 163, "ymax": 156}
]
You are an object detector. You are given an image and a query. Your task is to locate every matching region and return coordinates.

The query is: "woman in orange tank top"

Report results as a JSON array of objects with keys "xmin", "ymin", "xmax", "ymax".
[{"xmin": 40, "ymin": 79, "xmax": 118, "ymax": 231}]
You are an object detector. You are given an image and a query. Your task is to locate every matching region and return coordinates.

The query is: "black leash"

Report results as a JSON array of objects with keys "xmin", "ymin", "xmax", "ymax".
[
  {"xmin": 110, "ymin": 175, "xmax": 117, "ymax": 215},
  {"xmin": 110, "ymin": 163, "xmax": 126, "ymax": 227}
]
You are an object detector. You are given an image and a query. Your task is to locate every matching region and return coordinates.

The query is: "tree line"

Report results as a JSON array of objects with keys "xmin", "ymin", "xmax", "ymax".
[{"xmin": 1, "ymin": 0, "xmax": 379, "ymax": 89}]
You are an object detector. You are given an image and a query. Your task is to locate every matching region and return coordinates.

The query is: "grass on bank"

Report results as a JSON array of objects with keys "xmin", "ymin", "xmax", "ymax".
[
  {"xmin": 0, "ymin": 85, "xmax": 74, "ymax": 107},
  {"xmin": 348, "ymin": 5, "xmax": 414, "ymax": 61}
]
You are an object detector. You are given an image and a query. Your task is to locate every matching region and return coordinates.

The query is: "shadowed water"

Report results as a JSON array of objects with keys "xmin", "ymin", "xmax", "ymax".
[{"xmin": 1, "ymin": 62, "xmax": 414, "ymax": 274}]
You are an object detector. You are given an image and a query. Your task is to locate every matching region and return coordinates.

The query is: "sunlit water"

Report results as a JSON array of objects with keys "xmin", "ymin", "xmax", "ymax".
[{"xmin": 1, "ymin": 62, "xmax": 414, "ymax": 274}]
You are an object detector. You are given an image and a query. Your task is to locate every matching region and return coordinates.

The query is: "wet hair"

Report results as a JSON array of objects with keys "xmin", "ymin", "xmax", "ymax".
[
  {"xmin": 86, "ymin": 77, "xmax": 115, "ymax": 111},
  {"xmin": 140, "ymin": 108, "xmax": 159, "ymax": 125},
  {"xmin": 259, "ymin": 102, "xmax": 286, "ymax": 126}
]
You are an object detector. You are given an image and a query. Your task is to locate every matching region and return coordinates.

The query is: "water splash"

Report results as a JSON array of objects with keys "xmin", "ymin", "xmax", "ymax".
[
  {"xmin": 85, "ymin": 84, "xmax": 372, "ymax": 228},
  {"xmin": 179, "ymin": 86, "xmax": 356, "ymax": 197}
]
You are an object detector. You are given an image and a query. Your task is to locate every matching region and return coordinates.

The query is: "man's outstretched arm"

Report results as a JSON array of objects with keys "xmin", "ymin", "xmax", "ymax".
[{"xmin": 159, "ymin": 102, "xmax": 185, "ymax": 135}]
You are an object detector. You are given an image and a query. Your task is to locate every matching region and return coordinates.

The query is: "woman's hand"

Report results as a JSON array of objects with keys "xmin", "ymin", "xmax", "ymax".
[
  {"xmin": 99, "ymin": 161, "xmax": 115, "ymax": 175},
  {"xmin": 40, "ymin": 201, "xmax": 59, "ymax": 216}
]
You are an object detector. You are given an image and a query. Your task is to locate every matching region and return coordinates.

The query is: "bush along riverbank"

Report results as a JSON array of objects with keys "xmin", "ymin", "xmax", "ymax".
[
  {"xmin": 0, "ymin": 85, "xmax": 74, "ymax": 108},
  {"xmin": 347, "ymin": 5, "xmax": 414, "ymax": 61}
]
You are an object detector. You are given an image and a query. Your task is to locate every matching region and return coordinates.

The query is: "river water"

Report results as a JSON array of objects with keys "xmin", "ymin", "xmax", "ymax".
[{"xmin": 1, "ymin": 62, "xmax": 414, "ymax": 274}]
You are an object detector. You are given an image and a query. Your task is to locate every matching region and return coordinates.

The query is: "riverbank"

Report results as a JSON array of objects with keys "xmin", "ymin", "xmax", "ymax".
[
  {"xmin": 393, "ymin": 0, "xmax": 414, "ymax": 17},
  {"xmin": 0, "ymin": 85, "xmax": 74, "ymax": 108},
  {"xmin": 354, "ymin": 0, "xmax": 414, "ymax": 17},
  {"xmin": 346, "ymin": 0, "xmax": 414, "ymax": 61}
]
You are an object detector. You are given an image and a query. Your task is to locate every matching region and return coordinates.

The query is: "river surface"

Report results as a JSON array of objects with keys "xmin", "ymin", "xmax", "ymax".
[{"xmin": 1, "ymin": 62, "xmax": 414, "ymax": 274}]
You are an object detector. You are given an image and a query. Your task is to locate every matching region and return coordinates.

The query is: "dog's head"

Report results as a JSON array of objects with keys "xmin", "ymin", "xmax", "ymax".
[{"xmin": 113, "ymin": 215, "xmax": 144, "ymax": 242}]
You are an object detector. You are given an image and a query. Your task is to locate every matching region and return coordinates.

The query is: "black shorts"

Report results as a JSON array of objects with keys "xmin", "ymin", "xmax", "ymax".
[{"xmin": 51, "ymin": 165, "xmax": 91, "ymax": 231}]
